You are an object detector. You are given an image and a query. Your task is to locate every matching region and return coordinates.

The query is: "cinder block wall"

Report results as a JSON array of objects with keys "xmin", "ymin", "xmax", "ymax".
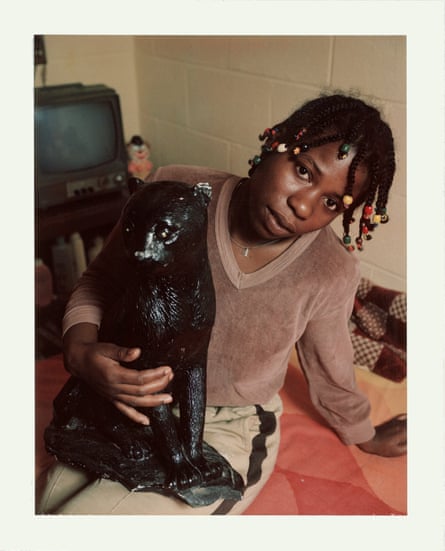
[
  {"xmin": 38, "ymin": 35, "xmax": 406, "ymax": 291},
  {"xmin": 39, "ymin": 36, "xmax": 140, "ymax": 142},
  {"xmin": 135, "ymin": 36, "xmax": 406, "ymax": 292}
]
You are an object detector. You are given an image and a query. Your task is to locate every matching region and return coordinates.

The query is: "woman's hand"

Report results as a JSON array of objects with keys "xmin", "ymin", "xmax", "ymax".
[
  {"xmin": 63, "ymin": 323, "xmax": 174, "ymax": 425},
  {"xmin": 356, "ymin": 414, "xmax": 407, "ymax": 457}
]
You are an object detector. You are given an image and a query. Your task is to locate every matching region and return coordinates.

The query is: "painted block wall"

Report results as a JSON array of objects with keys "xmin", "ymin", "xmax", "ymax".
[{"xmin": 37, "ymin": 35, "xmax": 406, "ymax": 292}]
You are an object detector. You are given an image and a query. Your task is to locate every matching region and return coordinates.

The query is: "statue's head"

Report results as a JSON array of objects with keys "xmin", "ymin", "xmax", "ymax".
[{"xmin": 122, "ymin": 179, "xmax": 212, "ymax": 271}]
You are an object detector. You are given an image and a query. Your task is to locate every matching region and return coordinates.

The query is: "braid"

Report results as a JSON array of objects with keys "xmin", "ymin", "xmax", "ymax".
[
  {"xmin": 345, "ymin": 145, "xmax": 367, "ymax": 199},
  {"xmin": 248, "ymin": 93, "xmax": 396, "ymax": 251}
]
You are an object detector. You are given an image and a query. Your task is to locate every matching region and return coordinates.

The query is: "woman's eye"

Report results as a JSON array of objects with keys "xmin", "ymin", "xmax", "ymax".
[
  {"xmin": 296, "ymin": 164, "xmax": 311, "ymax": 181},
  {"xmin": 323, "ymin": 197, "xmax": 340, "ymax": 212}
]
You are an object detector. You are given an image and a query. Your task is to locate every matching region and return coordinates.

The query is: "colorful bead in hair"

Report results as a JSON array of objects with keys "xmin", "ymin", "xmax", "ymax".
[
  {"xmin": 342, "ymin": 194, "xmax": 354, "ymax": 208},
  {"xmin": 375, "ymin": 207, "xmax": 389, "ymax": 223},
  {"xmin": 259, "ymin": 127, "xmax": 279, "ymax": 141},
  {"xmin": 342, "ymin": 233, "xmax": 355, "ymax": 252},
  {"xmin": 338, "ymin": 143, "xmax": 351, "ymax": 160},
  {"xmin": 294, "ymin": 127, "xmax": 307, "ymax": 141},
  {"xmin": 248, "ymin": 155, "xmax": 262, "ymax": 168},
  {"xmin": 292, "ymin": 143, "xmax": 309, "ymax": 157}
]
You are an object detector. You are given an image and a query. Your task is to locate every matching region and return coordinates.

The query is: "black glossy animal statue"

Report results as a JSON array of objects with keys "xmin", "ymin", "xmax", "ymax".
[{"xmin": 44, "ymin": 178, "xmax": 243, "ymax": 506}]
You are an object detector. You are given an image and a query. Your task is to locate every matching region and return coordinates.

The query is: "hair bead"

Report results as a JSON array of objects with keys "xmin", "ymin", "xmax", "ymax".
[
  {"xmin": 338, "ymin": 143, "xmax": 351, "ymax": 160},
  {"xmin": 363, "ymin": 205, "xmax": 373, "ymax": 217},
  {"xmin": 248, "ymin": 155, "xmax": 262, "ymax": 167},
  {"xmin": 342, "ymin": 194, "xmax": 354, "ymax": 207},
  {"xmin": 343, "ymin": 234, "xmax": 351, "ymax": 245},
  {"xmin": 259, "ymin": 127, "xmax": 279, "ymax": 141},
  {"xmin": 294, "ymin": 128, "xmax": 307, "ymax": 141},
  {"xmin": 376, "ymin": 207, "xmax": 389, "ymax": 224}
]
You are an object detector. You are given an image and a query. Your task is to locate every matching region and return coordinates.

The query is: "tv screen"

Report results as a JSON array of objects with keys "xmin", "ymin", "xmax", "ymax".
[
  {"xmin": 35, "ymin": 83, "xmax": 128, "ymax": 209},
  {"xmin": 36, "ymin": 102, "xmax": 117, "ymax": 174}
]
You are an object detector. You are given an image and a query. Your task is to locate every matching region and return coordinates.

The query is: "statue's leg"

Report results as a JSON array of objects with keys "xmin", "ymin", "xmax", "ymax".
[
  {"xmin": 175, "ymin": 365, "xmax": 224, "ymax": 482},
  {"xmin": 147, "ymin": 403, "xmax": 201, "ymax": 490},
  {"xmin": 175, "ymin": 365, "xmax": 206, "ymax": 461}
]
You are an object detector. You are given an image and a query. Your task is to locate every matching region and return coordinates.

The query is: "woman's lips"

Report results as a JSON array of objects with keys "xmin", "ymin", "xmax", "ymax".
[{"xmin": 265, "ymin": 207, "xmax": 296, "ymax": 236}]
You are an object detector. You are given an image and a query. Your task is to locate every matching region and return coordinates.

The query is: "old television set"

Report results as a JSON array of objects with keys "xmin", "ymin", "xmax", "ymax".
[{"xmin": 35, "ymin": 83, "xmax": 128, "ymax": 210}]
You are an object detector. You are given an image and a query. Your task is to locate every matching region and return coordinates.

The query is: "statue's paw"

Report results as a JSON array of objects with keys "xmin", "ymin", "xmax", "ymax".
[
  {"xmin": 192, "ymin": 455, "xmax": 225, "ymax": 483},
  {"xmin": 165, "ymin": 461, "xmax": 202, "ymax": 491}
]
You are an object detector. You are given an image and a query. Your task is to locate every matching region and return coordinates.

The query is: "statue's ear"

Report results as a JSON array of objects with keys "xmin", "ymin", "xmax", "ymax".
[
  {"xmin": 127, "ymin": 177, "xmax": 146, "ymax": 195},
  {"xmin": 193, "ymin": 182, "xmax": 212, "ymax": 206}
]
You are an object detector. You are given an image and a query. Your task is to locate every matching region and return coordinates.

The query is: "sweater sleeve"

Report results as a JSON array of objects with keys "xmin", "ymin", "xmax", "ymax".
[
  {"xmin": 295, "ymin": 276, "xmax": 376, "ymax": 446},
  {"xmin": 62, "ymin": 221, "xmax": 129, "ymax": 336}
]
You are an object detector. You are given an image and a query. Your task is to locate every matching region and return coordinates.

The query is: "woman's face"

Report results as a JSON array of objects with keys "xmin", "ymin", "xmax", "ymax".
[{"xmin": 246, "ymin": 140, "xmax": 368, "ymax": 241}]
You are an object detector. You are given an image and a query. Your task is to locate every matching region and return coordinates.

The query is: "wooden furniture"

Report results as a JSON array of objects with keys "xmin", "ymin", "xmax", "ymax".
[{"xmin": 36, "ymin": 191, "xmax": 128, "ymax": 284}]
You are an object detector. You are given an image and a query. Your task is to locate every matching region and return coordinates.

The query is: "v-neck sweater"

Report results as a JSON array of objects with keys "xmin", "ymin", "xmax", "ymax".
[{"xmin": 63, "ymin": 165, "xmax": 375, "ymax": 445}]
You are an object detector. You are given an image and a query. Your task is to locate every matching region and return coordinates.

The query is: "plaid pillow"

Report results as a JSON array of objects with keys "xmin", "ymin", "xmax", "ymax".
[{"xmin": 349, "ymin": 278, "xmax": 406, "ymax": 382}]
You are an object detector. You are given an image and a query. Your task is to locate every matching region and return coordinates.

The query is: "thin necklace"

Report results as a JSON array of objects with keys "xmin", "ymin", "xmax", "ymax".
[
  {"xmin": 229, "ymin": 178, "xmax": 286, "ymax": 257},
  {"xmin": 230, "ymin": 235, "xmax": 282, "ymax": 257}
]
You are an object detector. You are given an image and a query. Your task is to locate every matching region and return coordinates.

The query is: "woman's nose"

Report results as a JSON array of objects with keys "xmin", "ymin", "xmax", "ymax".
[{"xmin": 287, "ymin": 190, "xmax": 315, "ymax": 220}]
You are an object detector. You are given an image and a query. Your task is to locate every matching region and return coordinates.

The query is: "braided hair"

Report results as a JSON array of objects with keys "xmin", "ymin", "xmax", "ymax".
[{"xmin": 248, "ymin": 94, "xmax": 396, "ymax": 251}]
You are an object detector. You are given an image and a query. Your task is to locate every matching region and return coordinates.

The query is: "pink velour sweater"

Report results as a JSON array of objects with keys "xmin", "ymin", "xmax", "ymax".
[{"xmin": 63, "ymin": 165, "xmax": 375, "ymax": 445}]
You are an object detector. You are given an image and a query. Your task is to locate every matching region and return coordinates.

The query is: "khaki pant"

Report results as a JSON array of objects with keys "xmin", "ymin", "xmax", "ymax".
[{"xmin": 36, "ymin": 395, "xmax": 282, "ymax": 515}]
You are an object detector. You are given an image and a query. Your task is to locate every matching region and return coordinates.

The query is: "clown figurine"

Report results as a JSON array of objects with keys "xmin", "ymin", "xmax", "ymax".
[{"xmin": 127, "ymin": 135, "xmax": 153, "ymax": 180}]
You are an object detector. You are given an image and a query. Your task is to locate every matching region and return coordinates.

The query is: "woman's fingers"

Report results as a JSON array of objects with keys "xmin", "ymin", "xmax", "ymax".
[
  {"xmin": 108, "ymin": 364, "xmax": 174, "ymax": 417},
  {"xmin": 112, "ymin": 400, "xmax": 151, "ymax": 425},
  {"xmin": 113, "ymin": 390, "xmax": 173, "ymax": 409},
  {"xmin": 106, "ymin": 365, "xmax": 174, "ymax": 398}
]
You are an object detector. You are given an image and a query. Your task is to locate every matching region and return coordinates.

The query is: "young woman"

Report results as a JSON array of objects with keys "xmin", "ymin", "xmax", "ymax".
[{"xmin": 37, "ymin": 93, "xmax": 407, "ymax": 515}]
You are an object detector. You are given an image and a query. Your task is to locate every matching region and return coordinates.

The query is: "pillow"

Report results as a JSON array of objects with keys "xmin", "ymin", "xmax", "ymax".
[{"xmin": 349, "ymin": 278, "xmax": 406, "ymax": 382}]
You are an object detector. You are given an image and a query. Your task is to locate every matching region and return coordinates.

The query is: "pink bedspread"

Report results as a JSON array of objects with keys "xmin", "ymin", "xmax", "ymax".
[
  {"xmin": 244, "ymin": 357, "xmax": 407, "ymax": 515},
  {"xmin": 35, "ymin": 354, "xmax": 406, "ymax": 515}
]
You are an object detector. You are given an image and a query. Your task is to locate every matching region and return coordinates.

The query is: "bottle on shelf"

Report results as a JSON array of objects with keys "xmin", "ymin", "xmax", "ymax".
[
  {"xmin": 70, "ymin": 232, "xmax": 87, "ymax": 280},
  {"xmin": 51, "ymin": 236, "xmax": 77, "ymax": 297},
  {"xmin": 35, "ymin": 258, "xmax": 54, "ymax": 307},
  {"xmin": 88, "ymin": 235, "xmax": 104, "ymax": 264}
]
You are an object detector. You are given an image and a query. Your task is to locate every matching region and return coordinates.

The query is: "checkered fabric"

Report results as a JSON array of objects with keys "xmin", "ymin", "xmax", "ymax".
[{"xmin": 349, "ymin": 278, "xmax": 406, "ymax": 382}]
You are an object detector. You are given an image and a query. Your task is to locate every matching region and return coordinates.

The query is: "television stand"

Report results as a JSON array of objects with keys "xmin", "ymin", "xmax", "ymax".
[
  {"xmin": 37, "ymin": 191, "xmax": 128, "ymax": 243},
  {"xmin": 36, "ymin": 190, "xmax": 128, "ymax": 285}
]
